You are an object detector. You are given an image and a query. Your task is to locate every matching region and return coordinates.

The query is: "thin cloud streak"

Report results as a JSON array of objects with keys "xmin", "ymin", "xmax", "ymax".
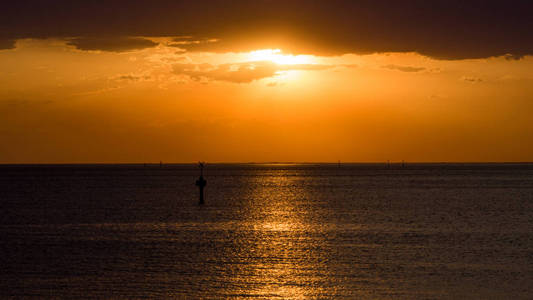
[
  {"xmin": 66, "ymin": 37, "xmax": 159, "ymax": 52},
  {"xmin": 172, "ymin": 61, "xmax": 333, "ymax": 83},
  {"xmin": 383, "ymin": 64, "xmax": 426, "ymax": 73}
]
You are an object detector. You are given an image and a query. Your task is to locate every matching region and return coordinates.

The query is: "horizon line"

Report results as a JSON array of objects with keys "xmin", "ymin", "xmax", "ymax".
[{"xmin": 1, "ymin": 161, "xmax": 533, "ymax": 165}]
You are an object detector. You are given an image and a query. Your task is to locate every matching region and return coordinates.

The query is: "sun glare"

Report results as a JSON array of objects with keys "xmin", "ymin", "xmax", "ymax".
[{"xmin": 247, "ymin": 49, "xmax": 314, "ymax": 65}]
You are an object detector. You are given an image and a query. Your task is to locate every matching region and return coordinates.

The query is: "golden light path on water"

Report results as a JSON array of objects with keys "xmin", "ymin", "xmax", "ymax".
[
  {"xmin": 244, "ymin": 169, "xmax": 311, "ymax": 298},
  {"xmin": 227, "ymin": 167, "xmax": 376, "ymax": 298}
]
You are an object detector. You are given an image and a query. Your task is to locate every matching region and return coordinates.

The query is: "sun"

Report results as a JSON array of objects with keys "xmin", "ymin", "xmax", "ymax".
[{"xmin": 247, "ymin": 49, "xmax": 314, "ymax": 65}]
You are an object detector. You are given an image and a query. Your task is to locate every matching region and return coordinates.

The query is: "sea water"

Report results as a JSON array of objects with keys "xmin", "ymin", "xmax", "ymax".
[{"xmin": 1, "ymin": 163, "xmax": 532, "ymax": 299}]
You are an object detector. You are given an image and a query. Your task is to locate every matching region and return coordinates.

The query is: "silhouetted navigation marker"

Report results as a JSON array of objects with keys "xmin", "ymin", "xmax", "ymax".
[{"xmin": 195, "ymin": 162, "xmax": 207, "ymax": 205}]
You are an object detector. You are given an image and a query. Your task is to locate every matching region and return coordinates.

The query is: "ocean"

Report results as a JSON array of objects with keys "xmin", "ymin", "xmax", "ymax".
[{"xmin": 1, "ymin": 163, "xmax": 532, "ymax": 299}]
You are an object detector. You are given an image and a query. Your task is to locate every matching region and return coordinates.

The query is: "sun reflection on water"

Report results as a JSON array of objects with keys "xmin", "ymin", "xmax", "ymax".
[{"xmin": 240, "ymin": 169, "xmax": 323, "ymax": 299}]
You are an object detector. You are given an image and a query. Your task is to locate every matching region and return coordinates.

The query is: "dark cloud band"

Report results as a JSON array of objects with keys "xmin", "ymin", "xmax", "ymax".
[
  {"xmin": 66, "ymin": 37, "xmax": 158, "ymax": 52},
  {"xmin": 0, "ymin": 39, "xmax": 16, "ymax": 50},
  {"xmin": 1, "ymin": 0, "xmax": 532, "ymax": 59}
]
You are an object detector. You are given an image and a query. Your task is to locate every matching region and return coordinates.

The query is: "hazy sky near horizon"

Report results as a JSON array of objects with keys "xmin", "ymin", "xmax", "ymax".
[{"xmin": 1, "ymin": 0, "xmax": 532, "ymax": 163}]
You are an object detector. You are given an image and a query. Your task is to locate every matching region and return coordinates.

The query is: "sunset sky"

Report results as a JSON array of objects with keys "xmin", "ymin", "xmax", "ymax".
[{"xmin": 1, "ymin": 0, "xmax": 532, "ymax": 163}]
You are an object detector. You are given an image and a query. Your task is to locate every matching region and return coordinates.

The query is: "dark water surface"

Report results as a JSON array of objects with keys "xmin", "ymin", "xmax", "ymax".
[{"xmin": 1, "ymin": 163, "xmax": 532, "ymax": 299}]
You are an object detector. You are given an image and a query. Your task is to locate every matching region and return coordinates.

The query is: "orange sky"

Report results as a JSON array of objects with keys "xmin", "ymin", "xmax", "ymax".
[{"xmin": 1, "ymin": 2, "xmax": 533, "ymax": 163}]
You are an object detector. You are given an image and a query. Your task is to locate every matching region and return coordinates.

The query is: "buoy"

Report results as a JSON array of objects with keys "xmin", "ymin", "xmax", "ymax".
[{"xmin": 195, "ymin": 162, "xmax": 207, "ymax": 205}]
